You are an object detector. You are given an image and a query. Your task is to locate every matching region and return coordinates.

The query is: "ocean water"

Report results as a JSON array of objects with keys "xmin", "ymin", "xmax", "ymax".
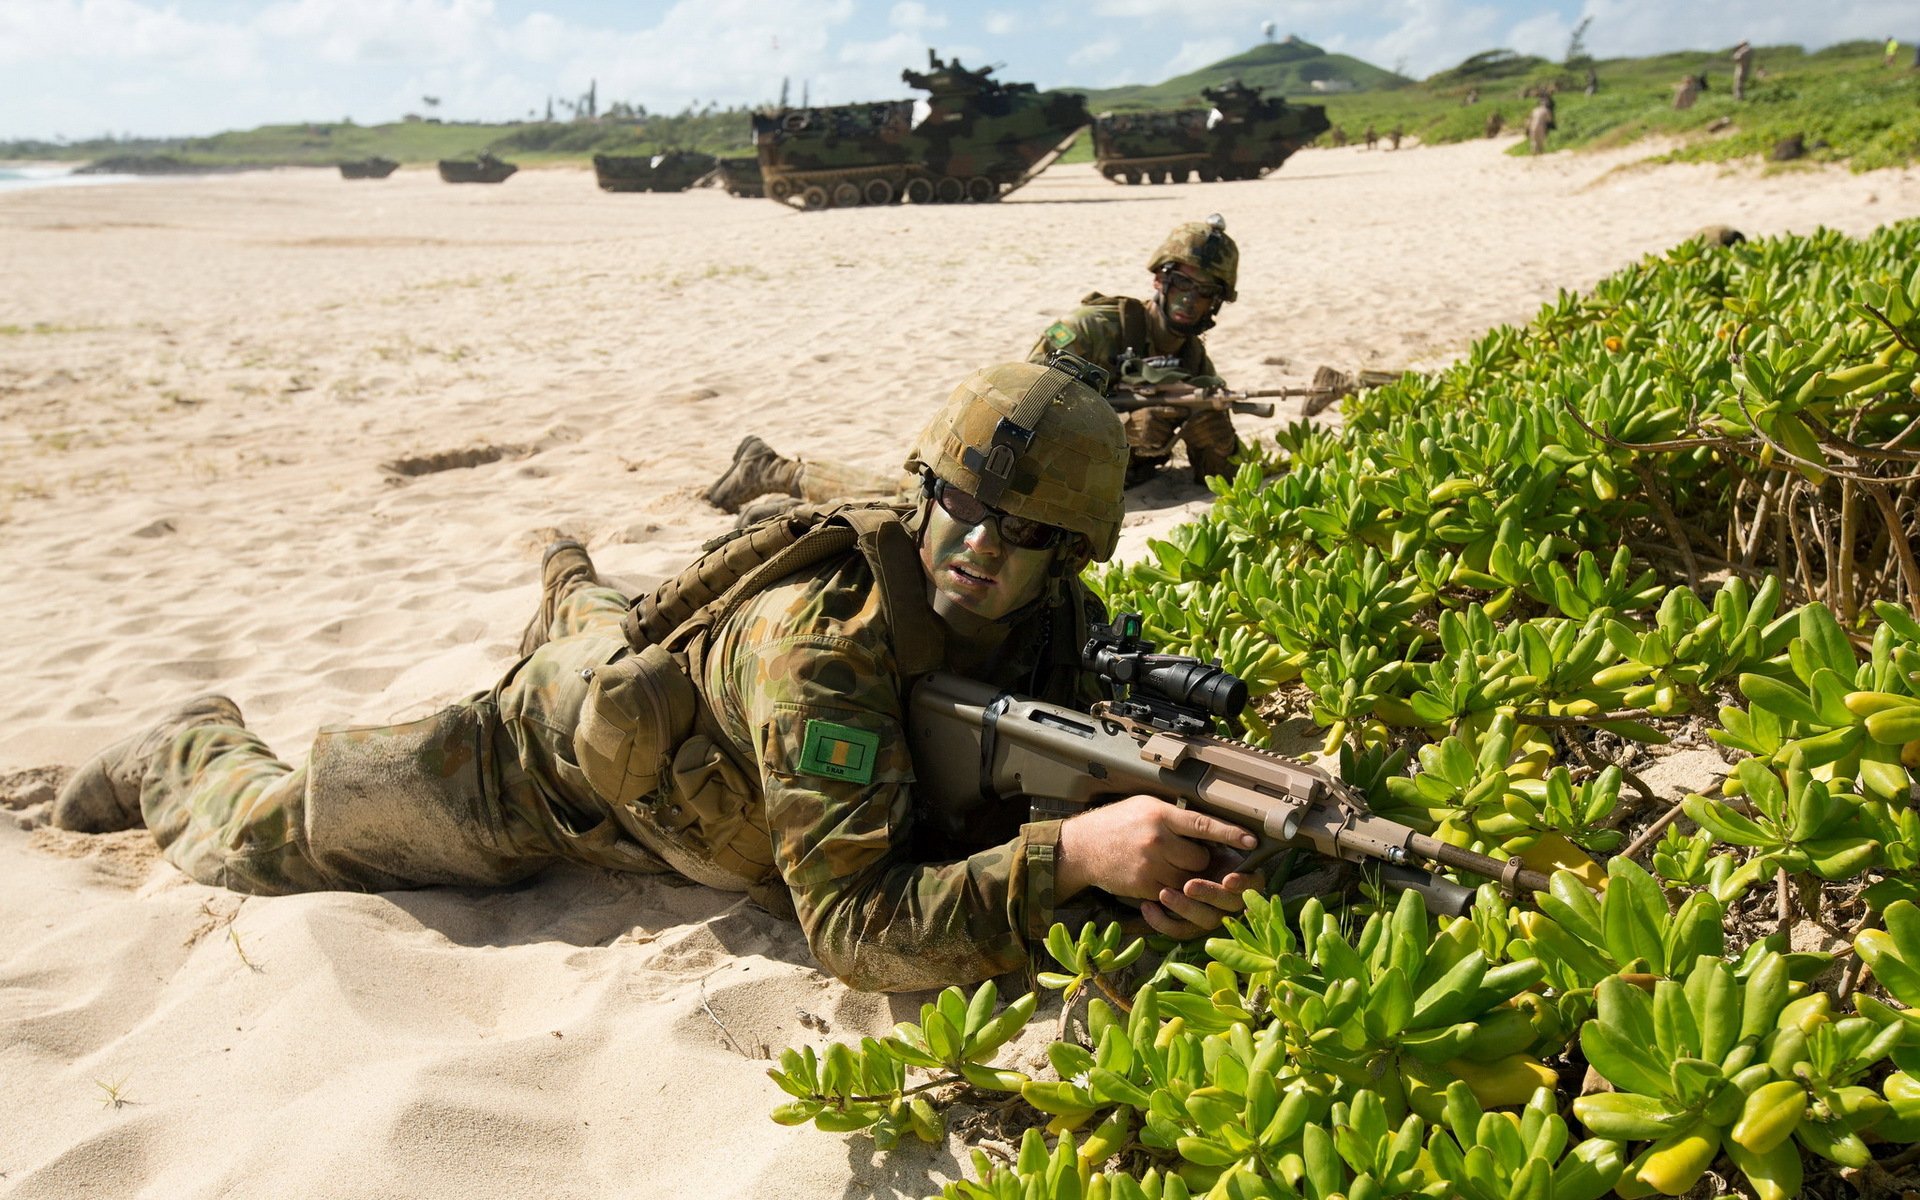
[{"xmin": 0, "ymin": 165, "xmax": 143, "ymax": 193}]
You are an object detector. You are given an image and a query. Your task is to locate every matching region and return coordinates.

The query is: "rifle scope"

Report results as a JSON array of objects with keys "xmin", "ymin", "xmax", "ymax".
[{"xmin": 1085, "ymin": 614, "xmax": 1248, "ymax": 724}]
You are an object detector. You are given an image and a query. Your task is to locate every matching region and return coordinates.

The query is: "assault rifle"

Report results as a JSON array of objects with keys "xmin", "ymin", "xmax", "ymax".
[
  {"xmin": 908, "ymin": 614, "xmax": 1555, "ymax": 917},
  {"xmin": 1108, "ymin": 366, "xmax": 1400, "ymax": 419},
  {"xmin": 1107, "ymin": 381, "xmax": 1282, "ymax": 418}
]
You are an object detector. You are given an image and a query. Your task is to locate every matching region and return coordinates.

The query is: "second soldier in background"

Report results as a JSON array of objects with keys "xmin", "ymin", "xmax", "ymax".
[{"xmin": 705, "ymin": 216, "xmax": 1244, "ymax": 515}]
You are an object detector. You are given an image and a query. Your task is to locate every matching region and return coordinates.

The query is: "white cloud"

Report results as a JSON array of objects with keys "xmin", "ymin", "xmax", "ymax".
[
  {"xmin": 1091, "ymin": 0, "xmax": 1284, "ymax": 21},
  {"xmin": 1575, "ymin": 0, "xmax": 1913, "ymax": 60},
  {"xmin": 983, "ymin": 11, "xmax": 1017, "ymax": 36},
  {"xmin": 0, "ymin": 0, "xmax": 257, "ymax": 71},
  {"xmin": 1320, "ymin": 0, "xmax": 1508, "ymax": 78},
  {"xmin": 1158, "ymin": 37, "xmax": 1240, "ymax": 77},
  {"xmin": 1069, "ymin": 36, "xmax": 1122, "ymax": 68},
  {"xmin": 255, "ymin": 0, "xmax": 497, "ymax": 65},
  {"xmin": 888, "ymin": 1, "xmax": 947, "ymax": 30},
  {"xmin": 1506, "ymin": 12, "xmax": 1574, "ymax": 62},
  {"xmin": 839, "ymin": 31, "xmax": 926, "ymax": 68}
]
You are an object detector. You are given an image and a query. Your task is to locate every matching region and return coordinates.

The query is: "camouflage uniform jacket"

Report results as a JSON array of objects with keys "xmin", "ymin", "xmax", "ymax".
[
  {"xmin": 1027, "ymin": 293, "xmax": 1221, "ymax": 392},
  {"xmin": 687, "ymin": 546, "xmax": 1102, "ymax": 992}
]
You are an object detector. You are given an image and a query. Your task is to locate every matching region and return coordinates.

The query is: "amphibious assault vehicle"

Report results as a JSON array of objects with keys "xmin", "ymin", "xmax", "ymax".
[
  {"xmin": 751, "ymin": 50, "xmax": 1090, "ymax": 210},
  {"xmin": 338, "ymin": 157, "xmax": 399, "ymax": 179},
  {"xmin": 1093, "ymin": 81, "xmax": 1329, "ymax": 184},
  {"xmin": 592, "ymin": 150, "xmax": 718, "ymax": 193},
  {"xmin": 714, "ymin": 157, "xmax": 763, "ymax": 198},
  {"xmin": 437, "ymin": 154, "xmax": 517, "ymax": 184}
]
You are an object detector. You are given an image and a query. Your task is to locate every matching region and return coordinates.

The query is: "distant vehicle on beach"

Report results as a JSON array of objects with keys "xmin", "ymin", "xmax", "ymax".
[
  {"xmin": 1092, "ymin": 80, "xmax": 1329, "ymax": 184},
  {"xmin": 750, "ymin": 49, "xmax": 1089, "ymax": 210},
  {"xmin": 592, "ymin": 150, "xmax": 718, "ymax": 193},
  {"xmin": 338, "ymin": 157, "xmax": 399, "ymax": 180},
  {"xmin": 437, "ymin": 154, "xmax": 517, "ymax": 184},
  {"xmin": 714, "ymin": 157, "xmax": 763, "ymax": 198}
]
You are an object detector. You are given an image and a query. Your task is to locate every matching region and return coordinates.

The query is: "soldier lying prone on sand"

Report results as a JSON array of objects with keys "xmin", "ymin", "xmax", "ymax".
[{"xmin": 54, "ymin": 361, "xmax": 1259, "ymax": 994}]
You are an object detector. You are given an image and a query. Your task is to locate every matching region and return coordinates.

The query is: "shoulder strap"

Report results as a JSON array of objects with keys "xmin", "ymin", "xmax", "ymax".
[
  {"xmin": 623, "ymin": 510, "xmax": 825, "ymax": 649},
  {"xmin": 625, "ymin": 503, "xmax": 944, "ymax": 680},
  {"xmin": 1114, "ymin": 295, "xmax": 1149, "ymax": 358},
  {"xmin": 838, "ymin": 508, "xmax": 945, "ymax": 679}
]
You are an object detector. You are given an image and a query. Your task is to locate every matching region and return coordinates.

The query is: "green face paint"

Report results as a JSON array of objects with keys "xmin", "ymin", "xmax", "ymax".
[{"xmin": 917, "ymin": 496, "xmax": 1056, "ymax": 624}]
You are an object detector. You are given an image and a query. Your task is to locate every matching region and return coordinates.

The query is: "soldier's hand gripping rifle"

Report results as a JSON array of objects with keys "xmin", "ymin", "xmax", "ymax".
[{"xmin": 908, "ymin": 614, "xmax": 1555, "ymax": 917}]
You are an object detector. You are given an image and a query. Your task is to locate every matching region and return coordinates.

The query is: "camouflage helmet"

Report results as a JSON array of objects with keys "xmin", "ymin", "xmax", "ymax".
[
  {"xmin": 1148, "ymin": 213, "xmax": 1238, "ymax": 302},
  {"xmin": 906, "ymin": 359, "xmax": 1128, "ymax": 561}
]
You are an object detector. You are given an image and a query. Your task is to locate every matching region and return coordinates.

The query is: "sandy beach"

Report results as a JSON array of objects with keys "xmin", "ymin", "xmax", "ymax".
[{"xmin": 3, "ymin": 139, "xmax": 1918, "ymax": 1198}]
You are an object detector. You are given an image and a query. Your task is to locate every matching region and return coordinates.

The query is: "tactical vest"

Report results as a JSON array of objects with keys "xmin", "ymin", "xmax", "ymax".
[
  {"xmin": 571, "ymin": 503, "xmax": 1093, "ymax": 901},
  {"xmin": 1079, "ymin": 292, "xmax": 1212, "ymax": 376}
]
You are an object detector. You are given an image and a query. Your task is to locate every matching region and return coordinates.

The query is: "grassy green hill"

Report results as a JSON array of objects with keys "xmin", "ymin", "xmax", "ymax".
[
  {"xmin": 1307, "ymin": 39, "xmax": 1919, "ymax": 170},
  {"xmin": 1075, "ymin": 37, "xmax": 1410, "ymax": 109}
]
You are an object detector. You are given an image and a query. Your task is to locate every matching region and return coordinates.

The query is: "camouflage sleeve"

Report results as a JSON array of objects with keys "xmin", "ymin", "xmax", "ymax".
[
  {"xmin": 1028, "ymin": 308, "xmax": 1121, "ymax": 377},
  {"xmin": 735, "ymin": 632, "xmax": 1058, "ymax": 992}
]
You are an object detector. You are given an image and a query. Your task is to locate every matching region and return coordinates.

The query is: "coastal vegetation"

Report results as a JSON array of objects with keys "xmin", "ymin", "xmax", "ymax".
[
  {"xmin": 773, "ymin": 220, "xmax": 1920, "ymax": 1197},
  {"xmin": 1298, "ymin": 39, "xmax": 1920, "ymax": 172}
]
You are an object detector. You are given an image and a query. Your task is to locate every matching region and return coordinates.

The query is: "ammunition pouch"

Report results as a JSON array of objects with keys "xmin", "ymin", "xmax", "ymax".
[{"xmin": 573, "ymin": 643, "xmax": 698, "ymax": 809}]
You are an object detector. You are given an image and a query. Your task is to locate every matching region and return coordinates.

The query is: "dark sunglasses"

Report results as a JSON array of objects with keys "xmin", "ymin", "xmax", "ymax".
[
  {"xmin": 926, "ymin": 476, "xmax": 1070, "ymax": 550},
  {"xmin": 1158, "ymin": 267, "xmax": 1224, "ymax": 302}
]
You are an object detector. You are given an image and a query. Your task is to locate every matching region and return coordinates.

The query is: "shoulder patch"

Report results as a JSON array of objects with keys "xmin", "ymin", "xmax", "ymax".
[
  {"xmin": 797, "ymin": 719, "xmax": 881, "ymax": 784},
  {"xmin": 1044, "ymin": 322, "xmax": 1076, "ymax": 349}
]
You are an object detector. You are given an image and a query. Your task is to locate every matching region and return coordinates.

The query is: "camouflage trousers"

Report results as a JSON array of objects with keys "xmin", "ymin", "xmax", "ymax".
[
  {"xmin": 1122, "ymin": 406, "xmax": 1240, "ymax": 484},
  {"xmin": 143, "ymin": 585, "xmax": 683, "ymax": 895},
  {"xmin": 796, "ymin": 458, "xmax": 914, "ymax": 505}
]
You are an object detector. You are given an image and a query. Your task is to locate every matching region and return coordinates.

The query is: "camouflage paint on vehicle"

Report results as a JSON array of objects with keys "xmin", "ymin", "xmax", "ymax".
[
  {"xmin": 338, "ymin": 157, "xmax": 398, "ymax": 179},
  {"xmin": 1092, "ymin": 80, "xmax": 1329, "ymax": 185},
  {"xmin": 437, "ymin": 154, "xmax": 518, "ymax": 184},
  {"xmin": 715, "ymin": 156, "xmax": 763, "ymax": 198},
  {"xmin": 751, "ymin": 49, "xmax": 1090, "ymax": 211},
  {"xmin": 592, "ymin": 150, "xmax": 720, "ymax": 193}
]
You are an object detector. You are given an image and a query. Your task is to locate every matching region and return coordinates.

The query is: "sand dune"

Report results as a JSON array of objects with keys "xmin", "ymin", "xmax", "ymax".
[{"xmin": 2, "ymin": 140, "xmax": 1917, "ymax": 1198}]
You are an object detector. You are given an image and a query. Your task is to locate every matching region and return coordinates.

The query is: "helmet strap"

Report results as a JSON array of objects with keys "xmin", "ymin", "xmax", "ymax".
[
  {"xmin": 1043, "ymin": 540, "xmax": 1090, "ymax": 608},
  {"xmin": 958, "ymin": 367, "xmax": 1071, "ymax": 506}
]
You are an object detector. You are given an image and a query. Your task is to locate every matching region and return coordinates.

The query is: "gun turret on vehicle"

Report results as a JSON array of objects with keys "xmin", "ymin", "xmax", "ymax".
[
  {"xmin": 1093, "ymin": 78, "xmax": 1329, "ymax": 185},
  {"xmin": 750, "ymin": 48, "xmax": 1090, "ymax": 210}
]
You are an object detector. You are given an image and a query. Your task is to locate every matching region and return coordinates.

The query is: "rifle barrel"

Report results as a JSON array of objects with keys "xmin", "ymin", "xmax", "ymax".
[{"xmin": 1408, "ymin": 833, "xmax": 1554, "ymax": 895}]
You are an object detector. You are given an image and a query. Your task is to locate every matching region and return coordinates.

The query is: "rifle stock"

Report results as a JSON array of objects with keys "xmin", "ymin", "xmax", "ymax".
[{"xmin": 908, "ymin": 672, "xmax": 1554, "ymax": 917}]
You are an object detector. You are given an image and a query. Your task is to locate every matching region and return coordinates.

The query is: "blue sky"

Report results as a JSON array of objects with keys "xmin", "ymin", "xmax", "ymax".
[{"xmin": 2, "ymin": 0, "xmax": 1911, "ymax": 140}]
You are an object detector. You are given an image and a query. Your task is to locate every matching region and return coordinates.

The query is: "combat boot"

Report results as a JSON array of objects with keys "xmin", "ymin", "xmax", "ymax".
[
  {"xmin": 518, "ymin": 537, "xmax": 600, "ymax": 656},
  {"xmin": 53, "ymin": 694, "xmax": 244, "ymax": 833},
  {"xmin": 705, "ymin": 436, "xmax": 803, "ymax": 514}
]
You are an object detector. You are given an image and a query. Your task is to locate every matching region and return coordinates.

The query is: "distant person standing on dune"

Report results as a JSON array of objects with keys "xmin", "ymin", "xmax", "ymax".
[
  {"xmin": 1525, "ymin": 99, "xmax": 1553, "ymax": 155},
  {"xmin": 1887, "ymin": 36, "xmax": 1901, "ymax": 67}
]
